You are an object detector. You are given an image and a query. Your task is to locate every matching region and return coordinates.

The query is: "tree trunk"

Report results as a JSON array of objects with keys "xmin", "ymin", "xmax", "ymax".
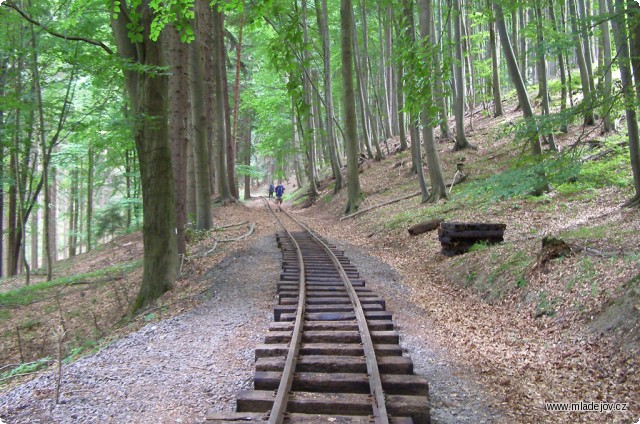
[
  {"xmin": 462, "ymin": 13, "xmax": 476, "ymax": 131},
  {"xmin": 609, "ymin": 0, "xmax": 640, "ymax": 205},
  {"xmin": 312, "ymin": 70, "xmax": 326, "ymax": 166},
  {"xmin": 49, "ymin": 169, "xmax": 58, "ymax": 262},
  {"xmin": 402, "ymin": 0, "xmax": 429, "ymax": 200},
  {"xmin": 111, "ymin": 1, "xmax": 178, "ymax": 311},
  {"xmin": 519, "ymin": 7, "xmax": 527, "ymax": 81},
  {"xmin": 30, "ymin": 208, "xmax": 38, "ymax": 270},
  {"xmin": 8, "ymin": 149, "xmax": 18, "ymax": 276},
  {"xmin": 357, "ymin": 0, "xmax": 383, "ymax": 160},
  {"xmin": 494, "ymin": 2, "xmax": 543, "ymax": 155},
  {"xmin": 212, "ymin": 7, "xmax": 234, "ymax": 203},
  {"xmin": 87, "ymin": 144, "xmax": 94, "ymax": 250},
  {"xmin": 568, "ymin": 0, "xmax": 596, "ymax": 125},
  {"xmin": 291, "ymin": 100, "xmax": 306, "ymax": 188},
  {"xmin": 341, "ymin": 0, "xmax": 362, "ymax": 214},
  {"xmin": 243, "ymin": 113, "xmax": 252, "ymax": 200},
  {"xmin": 232, "ymin": 11, "xmax": 245, "ymax": 199},
  {"xmin": 350, "ymin": 6, "xmax": 374, "ymax": 159},
  {"xmin": 435, "ymin": 0, "xmax": 451, "ymax": 138},
  {"xmin": 186, "ymin": 138, "xmax": 197, "ymax": 220},
  {"xmin": 511, "ymin": 9, "xmax": 519, "ymax": 61},
  {"xmin": 302, "ymin": 0, "xmax": 319, "ymax": 198},
  {"xmin": 377, "ymin": 5, "xmax": 392, "ymax": 141},
  {"xmin": 385, "ymin": 5, "xmax": 399, "ymax": 135},
  {"xmin": 535, "ymin": 0, "xmax": 557, "ymax": 150},
  {"xmin": 395, "ymin": 33, "xmax": 408, "ymax": 152},
  {"xmin": 220, "ymin": 18, "xmax": 238, "ymax": 201},
  {"xmin": 577, "ymin": 0, "xmax": 596, "ymax": 92},
  {"xmin": 190, "ymin": 1, "xmax": 213, "ymax": 230},
  {"xmin": 31, "ymin": 25, "xmax": 53, "ymax": 281},
  {"xmin": 419, "ymin": 0, "xmax": 448, "ymax": 202},
  {"xmin": 315, "ymin": 0, "xmax": 344, "ymax": 192},
  {"xmin": 628, "ymin": 1, "xmax": 640, "ymax": 98},
  {"xmin": 549, "ymin": 0, "xmax": 569, "ymax": 132},
  {"xmin": 598, "ymin": 0, "xmax": 613, "ymax": 132},
  {"xmin": 453, "ymin": 0, "xmax": 472, "ymax": 150},
  {"xmin": 0, "ymin": 58, "xmax": 5, "ymax": 277},
  {"xmin": 68, "ymin": 169, "xmax": 78, "ymax": 258},
  {"xmin": 167, "ymin": 25, "xmax": 189, "ymax": 254},
  {"xmin": 489, "ymin": 0, "xmax": 503, "ymax": 117}
]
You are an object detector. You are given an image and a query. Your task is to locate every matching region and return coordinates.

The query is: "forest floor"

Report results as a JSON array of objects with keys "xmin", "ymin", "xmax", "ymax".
[{"xmin": 1, "ymin": 103, "xmax": 640, "ymax": 423}]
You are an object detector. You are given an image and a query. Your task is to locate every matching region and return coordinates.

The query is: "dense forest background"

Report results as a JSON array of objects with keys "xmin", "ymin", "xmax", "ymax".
[{"xmin": 1, "ymin": 0, "xmax": 639, "ymax": 311}]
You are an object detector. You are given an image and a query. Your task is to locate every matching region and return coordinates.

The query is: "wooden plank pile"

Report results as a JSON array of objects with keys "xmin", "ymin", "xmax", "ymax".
[{"xmin": 438, "ymin": 221, "xmax": 506, "ymax": 256}]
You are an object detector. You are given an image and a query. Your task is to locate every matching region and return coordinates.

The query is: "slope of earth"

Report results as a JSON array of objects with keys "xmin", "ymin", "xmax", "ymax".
[
  {"xmin": 294, "ymin": 107, "xmax": 640, "ymax": 423},
  {"xmin": 1, "ymin": 199, "xmax": 505, "ymax": 423},
  {"xmin": 0, "ymin": 203, "xmax": 280, "ymax": 422}
]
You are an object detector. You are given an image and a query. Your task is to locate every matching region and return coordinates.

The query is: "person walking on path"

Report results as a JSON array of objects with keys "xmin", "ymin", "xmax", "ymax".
[
  {"xmin": 268, "ymin": 183, "xmax": 275, "ymax": 199},
  {"xmin": 275, "ymin": 183, "xmax": 285, "ymax": 207}
]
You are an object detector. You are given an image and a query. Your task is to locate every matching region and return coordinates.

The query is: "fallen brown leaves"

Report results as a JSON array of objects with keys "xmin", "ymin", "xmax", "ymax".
[{"xmin": 300, "ymin": 109, "xmax": 640, "ymax": 423}]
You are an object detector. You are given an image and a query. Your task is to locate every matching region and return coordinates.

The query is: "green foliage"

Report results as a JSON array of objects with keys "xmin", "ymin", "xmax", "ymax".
[
  {"xmin": 468, "ymin": 241, "xmax": 489, "ymax": 252},
  {"xmin": 560, "ymin": 225, "xmax": 609, "ymax": 240},
  {"xmin": 64, "ymin": 338, "xmax": 100, "ymax": 364},
  {"xmin": 236, "ymin": 164, "xmax": 264, "ymax": 179},
  {"xmin": 535, "ymin": 291, "xmax": 557, "ymax": 317},
  {"xmin": 0, "ymin": 357, "xmax": 51, "ymax": 383},
  {"xmin": 0, "ymin": 261, "xmax": 141, "ymax": 307},
  {"xmin": 459, "ymin": 154, "xmax": 581, "ymax": 202},
  {"xmin": 394, "ymin": 14, "xmax": 442, "ymax": 123},
  {"xmin": 185, "ymin": 227, "xmax": 212, "ymax": 243},
  {"xmin": 0, "ymin": 309, "xmax": 11, "ymax": 322},
  {"xmin": 94, "ymin": 198, "xmax": 141, "ymax": 239},
  {"xmin": 459, "ymin": 248, "xmax": 533, "ymax": 302},
  {"xmin": 555, "ymin": 138, "xmax": 632, "ymax": 196}
]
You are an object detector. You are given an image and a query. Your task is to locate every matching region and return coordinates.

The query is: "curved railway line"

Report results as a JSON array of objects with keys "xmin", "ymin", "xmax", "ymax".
[{"xmin": 207, "ymin": 200, "xmax": 430, "ymax": 423}]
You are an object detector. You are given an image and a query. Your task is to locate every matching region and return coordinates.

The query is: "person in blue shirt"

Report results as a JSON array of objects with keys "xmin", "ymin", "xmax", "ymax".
[
  {"xmin": 268, "ymin": 183, "xmax": 275, "ymax": 199},
  {"xmin": 275, "ymin": 183, "xmax": 285, "ymax": 205}
]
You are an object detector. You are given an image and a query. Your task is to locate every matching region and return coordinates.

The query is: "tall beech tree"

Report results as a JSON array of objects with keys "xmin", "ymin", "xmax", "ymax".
[
  {"xmin": 452, "ymin": 0, "xmax": 473, "ymax": 150},
  {"xmin": 419, "ymin": 0, "xmax": 448, "ymax": 202},
  {"xmin": 341, "ymin": 0, "xmax": 361, "ymax": 214},
  {"xmin": 190, "ymin": 0, "xmax": 213, "ymax": 230},
  {"xmin": 167, "ymin": 24, "xmax": 189, "ymax": 255},
  {"xmin": 110, "ymin": 1, "xmax": 178, "ymax": 311},
  {"xmin": 494, "ymin": 1, "xmax": 542, "ymax": 156},
  {"xmin": 314, "ymin": 0, "xmax": 344, "ymax": 192},
  {"xmin": 609, "ymin": 0, "xmax": 640, "ymax": 206}
]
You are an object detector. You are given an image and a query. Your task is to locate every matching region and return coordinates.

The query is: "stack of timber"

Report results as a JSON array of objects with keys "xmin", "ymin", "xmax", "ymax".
[{"xmin": 438, "ymin": 222, "xmax": 506, "ymax": 256}]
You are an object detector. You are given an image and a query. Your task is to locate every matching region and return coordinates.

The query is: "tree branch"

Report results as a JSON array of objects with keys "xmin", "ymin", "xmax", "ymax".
[
  {"xmin": 340, "ymin": 191, "xmax": 421, "ymax": 220},
  {"xmin": 3, "ymin": 1, "xmax": 114, "ymax": 55}
]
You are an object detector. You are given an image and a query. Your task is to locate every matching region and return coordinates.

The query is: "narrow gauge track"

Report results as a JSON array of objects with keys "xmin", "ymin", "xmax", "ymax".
[{"xmin": 207, "ymin": 200, "xmax": 430, "ymax": 423}]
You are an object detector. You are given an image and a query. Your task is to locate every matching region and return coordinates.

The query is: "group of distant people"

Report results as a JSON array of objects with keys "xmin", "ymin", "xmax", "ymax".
[{"xmin": 268, "ymin": 183, "xmax": 285, "ymax": 205}]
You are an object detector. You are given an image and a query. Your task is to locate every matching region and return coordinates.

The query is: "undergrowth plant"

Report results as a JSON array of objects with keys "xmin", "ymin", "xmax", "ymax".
[{"xmin": 0, "ymin": 261, "xmax": 141, "ymax": 307}]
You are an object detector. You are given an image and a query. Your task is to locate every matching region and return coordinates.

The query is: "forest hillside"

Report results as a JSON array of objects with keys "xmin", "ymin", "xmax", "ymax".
[
  {"xmin": 1, "ymin": 0, "xmax": 640, "ymax": 421},
  {"xmin": 1, "ymin": 98, "xmax": 639, "ymax": 422}
]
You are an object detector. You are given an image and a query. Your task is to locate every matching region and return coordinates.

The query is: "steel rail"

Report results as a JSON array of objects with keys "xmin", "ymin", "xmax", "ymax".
[
  {"xmin": 262, "ymin": 198, "xmax": 306, "ymax": 424},
  {"xmin": 274, "ymin": 203, "xmax": 389, "ymax": 424}
]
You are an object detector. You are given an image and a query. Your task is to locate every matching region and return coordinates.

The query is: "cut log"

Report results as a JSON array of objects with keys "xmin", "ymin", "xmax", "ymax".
[
  {"xmin": 438, "ymin": 221, "xmax": 506, "ymax": 256},
  {"xmin": 438, "ymin": 229, "xmax": 506, "ymax": 240},
  {"xmin": 440, "ymin": 222, "xmax": 506, "ymax": 231},
  {"xmin": 407, "ymin": 219, "xmax": 443, "ymax": 236}
]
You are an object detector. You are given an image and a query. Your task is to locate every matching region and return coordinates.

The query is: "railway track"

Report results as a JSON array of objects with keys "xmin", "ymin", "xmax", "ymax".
[{"xmin": 207, "ymin": 200, "xmax": 430, "ymax": 423}]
